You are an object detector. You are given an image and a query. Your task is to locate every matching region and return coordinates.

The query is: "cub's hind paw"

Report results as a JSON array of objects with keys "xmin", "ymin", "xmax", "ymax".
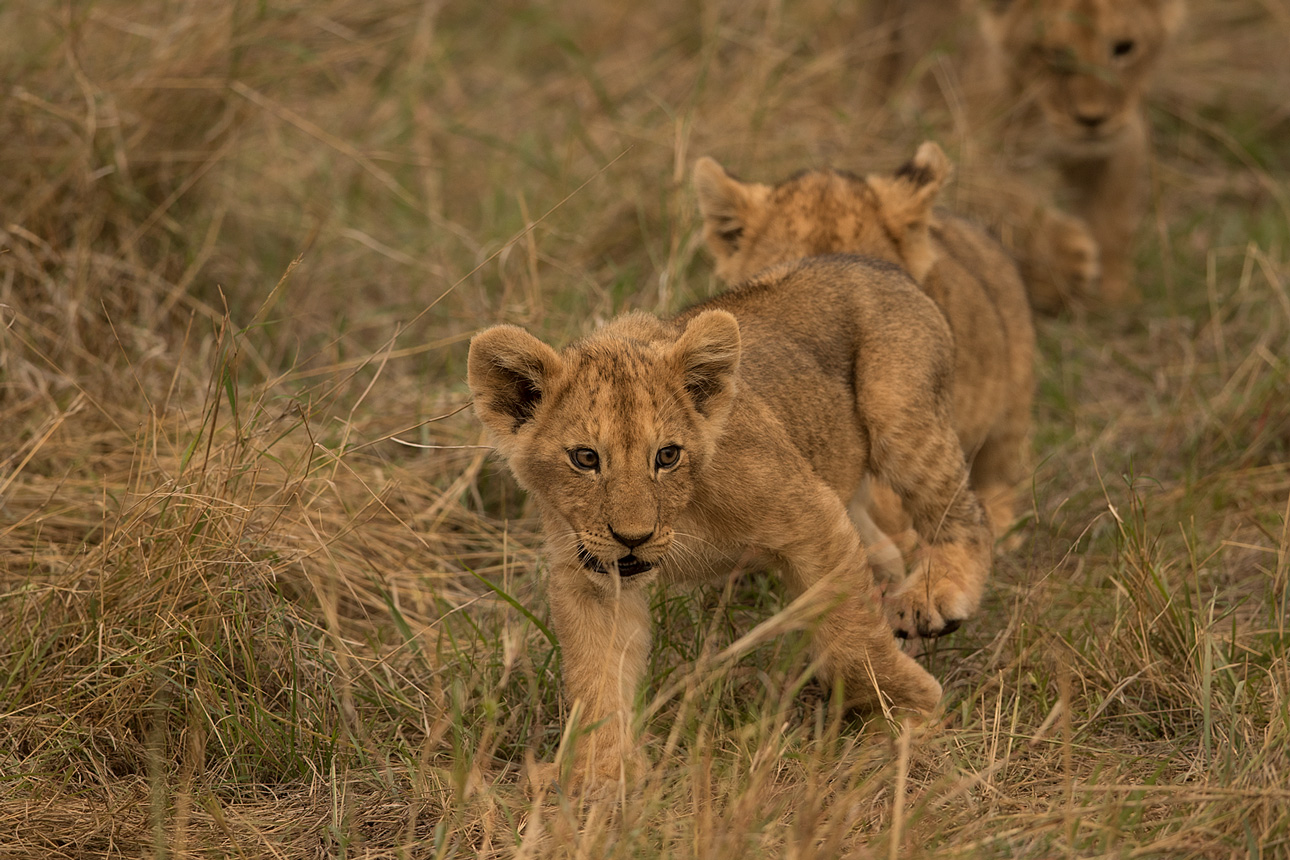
[
  {"xmin": 885, "ymin": 589, "xmax": 965, "ymax": 639},
  {"xmin": 883, "ymin": 548, "xmax": 983, "ymax": 639}
]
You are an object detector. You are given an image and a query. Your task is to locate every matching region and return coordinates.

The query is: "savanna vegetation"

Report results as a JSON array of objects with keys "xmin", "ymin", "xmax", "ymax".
[{"xmin": 1, "ymin": 1, "xmax": 1288, "ymax": 857}]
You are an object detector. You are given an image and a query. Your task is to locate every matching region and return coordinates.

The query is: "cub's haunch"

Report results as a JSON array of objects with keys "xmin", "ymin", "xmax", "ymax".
[{"xmin": 468, "ymin": 256, "xmax": 992, "ymax": 789}]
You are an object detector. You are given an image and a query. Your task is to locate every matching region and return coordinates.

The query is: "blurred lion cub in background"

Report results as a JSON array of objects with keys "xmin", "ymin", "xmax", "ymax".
[
  {"xmin": 979, "ymin": 0, "xmax": 1185, "ymax": 308},
  {"xmin": 862, "ymin": 0, "xmax": 1186, "ymax": 309}
]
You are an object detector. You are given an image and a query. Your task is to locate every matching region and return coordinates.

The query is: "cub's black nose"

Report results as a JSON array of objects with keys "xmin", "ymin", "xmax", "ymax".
[{"xmin": 609, "ymin": 527, "xmax": 653, "ymax": 549}]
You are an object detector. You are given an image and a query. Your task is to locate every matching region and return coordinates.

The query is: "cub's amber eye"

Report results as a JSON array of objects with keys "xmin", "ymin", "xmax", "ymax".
[
  {"xmin": 570, "ymin": 448, "xmax": 600, "ymax": 470},
  {"xmin": 1112, "ymin": 39, "xmax": 1136, "ymax": 59},
  {"xmin": 655, "ymin": 445, "xmax": 681, "ymax": 469}
]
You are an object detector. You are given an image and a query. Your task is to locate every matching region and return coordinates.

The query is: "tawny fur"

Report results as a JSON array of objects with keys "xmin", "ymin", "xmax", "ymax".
[
  {"xmin": 978, "ymin": 0, "xmax": 1185, "ymax": 308},
  {"xmin": 861, "ymin": 0, "xmax": 1184, "ymax": 310},
  {"xmin": 468, "ymin": 257, "xmax": 992, "ymax": 788},
  {"xmin": 694, "ymin": 143, "xmax": 1035, "ymax": 620}
]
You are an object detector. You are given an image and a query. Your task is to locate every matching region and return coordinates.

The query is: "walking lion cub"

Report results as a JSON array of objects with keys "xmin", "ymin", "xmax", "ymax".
[
  {"xmin": 468, "ymin": 256, "xmax": 992, "ymax": 789},
  {"xmin": 694, "ymin": 142, "xmax": 1035, "ymax": 564}
]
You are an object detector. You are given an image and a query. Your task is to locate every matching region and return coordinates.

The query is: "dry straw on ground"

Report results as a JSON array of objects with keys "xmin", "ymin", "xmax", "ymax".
[{"xmin": 1, "ymin": 1, "xmax": 1288, "ymax": 857}]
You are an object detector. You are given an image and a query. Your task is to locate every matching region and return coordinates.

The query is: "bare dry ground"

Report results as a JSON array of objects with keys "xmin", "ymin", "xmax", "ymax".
[{"xmin": 1, "ymin": 1, "xmax": 1287, "ymax": 857}]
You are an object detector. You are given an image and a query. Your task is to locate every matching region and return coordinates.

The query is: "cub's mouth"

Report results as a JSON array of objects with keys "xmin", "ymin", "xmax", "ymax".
[{"xmin": 577, "ymin": 545, "xmax": 654, "ymax": 578}]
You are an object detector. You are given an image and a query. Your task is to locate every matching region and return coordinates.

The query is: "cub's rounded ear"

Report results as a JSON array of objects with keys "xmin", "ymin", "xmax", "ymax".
[
  {"xmin": 467, "ymin": 325, "xmax": 563, "ymax": 440},
  {"xmin": 868, "ymin": 141, "xmax": 953, "ymax": 281},
  {"xmin": 671, "ymin": 309, "xmax": 741, "ymax": 421},
  {"xmin": 901, "ymin": 141, "xmax": 953, "ymax": 190},
  {"xmin": 693, "ymin": 157, "xmax": 769, "ymax": 259},
  {"xmin": 870, "ymin": 140, "xmax": 951, "ymax": 226}
]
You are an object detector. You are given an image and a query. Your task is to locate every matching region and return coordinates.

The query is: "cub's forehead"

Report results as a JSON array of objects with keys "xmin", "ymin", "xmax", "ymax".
[
  {"xmin": 766, "ymin": 170, "xmax": 877, "ymax": 222},
  {"xmin": 773, "ymin": 169, "xmax": 869, "ymax": 202},
  {"xmin": 565, "ymin": 336, "xmax": 666, "ymax": 379},
  {"xmin": 545, "ymin": 337, "xmax": 688, "ymax": 436},
  {"xmin": 756, "ymin": 170, "xmax": 883, "ymax": 253}
]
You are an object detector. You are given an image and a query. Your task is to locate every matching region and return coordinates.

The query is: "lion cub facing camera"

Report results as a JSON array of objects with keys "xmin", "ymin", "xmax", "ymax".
[
  {"xmin": 694, "ymin": 142, "xmax": 1035, "ymax": 568},
  {"xmin": 978, "ymin": 0, "xmax": 1185, "ymax": 307},
  {"xmin": 468, "ymin": 256, "xmax": 992, "ymax": 789}
]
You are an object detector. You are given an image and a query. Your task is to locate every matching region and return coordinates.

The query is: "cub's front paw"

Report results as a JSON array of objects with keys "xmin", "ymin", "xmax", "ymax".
[
  {"xmin": 529, "ymin": 748, "xmax": 645, "ymax": 800},
  {"xmin": 888, "ymin": 655, "xmax": 944, "ymax": 718},
  {"xmin": 1047, "ymin": 211, "xmax": 1101, "ymax": 298},
  {"xmin": 1026, "ymin": 209, "xmax": 1101, "ymax": 312},
  {"xmin": 525, "ymin": 760, "xmax": 565, "ymax": 798}
]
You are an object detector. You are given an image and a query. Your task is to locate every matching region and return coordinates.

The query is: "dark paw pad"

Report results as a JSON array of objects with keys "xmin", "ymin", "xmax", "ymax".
[{"xmin": 914, "ymin": 615, "xmax": 961, "ymax": 638}]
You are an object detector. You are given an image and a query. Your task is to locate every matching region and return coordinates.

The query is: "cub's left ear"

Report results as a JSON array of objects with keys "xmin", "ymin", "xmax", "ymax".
[
  {"xmin": 670, "ymin": 309, "xmax": 741, "ymax": 424},
  {"xmin": 467, "ymin": 325, "xmax": 563, "ymax": 446},
  {"xmin": 693, "ymin": 157, "xmax": 770, "ymax": 261},
  {"xmin": 869, "ymin": 141, "xmax": 952, "ymax": 233}
]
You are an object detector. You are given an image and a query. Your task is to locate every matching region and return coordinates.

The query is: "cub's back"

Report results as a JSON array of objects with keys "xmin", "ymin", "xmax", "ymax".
[
  {"xmin": 676, "ymin": 254, "xmax": 954, "ymax": 480},
  {"xmin": 678, "ymin": 254, "xmax": 950, "ymax": 390},
  {"xmin": 923, "ymin": 212, "xmax": 1036, "ymax": 448}
]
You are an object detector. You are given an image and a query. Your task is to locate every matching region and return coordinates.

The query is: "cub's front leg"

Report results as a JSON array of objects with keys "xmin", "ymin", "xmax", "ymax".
[
  {"xmin": 1059, "ymin": 116, "xmax": 1149, "ymax": 308},
  {"xmin": 696, "ymin": 440, "xmax": 943, "ymax": 718},
  {"xmin": 773, "ymin": 500, "xmax": 944, "ymax": 717},
  {"xmin": 545, "ymin": 559, "xmax": 652, "ymax": 791}
]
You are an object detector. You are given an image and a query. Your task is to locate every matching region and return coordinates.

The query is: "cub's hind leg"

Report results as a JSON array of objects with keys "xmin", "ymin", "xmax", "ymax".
[
  {"xmin": 848, "ymin": 477, "xmax": 910, "ymax": 588},
  {"xmin": 969, "ymin": 367, "xmax": 1032, "ymax": 548},
  {"xmin": 969, "ymin": 424, "xmax": 1029, "ymax": 549},
  {"xmin": 855, "ymin": 326, "xmax": 993, "ymax": 639}
]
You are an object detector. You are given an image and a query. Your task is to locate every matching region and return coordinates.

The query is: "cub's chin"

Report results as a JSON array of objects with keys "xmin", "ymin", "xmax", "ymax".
[{"xmin": 1048, "ymin": 121, "xmax": 1131, "ymax": 161}]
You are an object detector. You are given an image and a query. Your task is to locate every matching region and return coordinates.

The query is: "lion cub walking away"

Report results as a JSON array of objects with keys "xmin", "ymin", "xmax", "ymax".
[
  {"xmin": 694, "ymin": 142, "xmax": 1035, "ymax": 574},
  {"xmin": 468, "ymin": 257, "xmax": 992, "ymax": 789}
]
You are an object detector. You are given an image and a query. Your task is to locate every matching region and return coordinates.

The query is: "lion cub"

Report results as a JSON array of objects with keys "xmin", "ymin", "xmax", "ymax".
[
  {"xmin": 694, "ymin": 142, "xmax": 1035, "ymax": 565},
  {"xmin": 978, "ymin": 0, "xmax": 1185, "ymax": 307},
  {"xmin": 863, "ymin": 0, "xmax": 1184, "ymax": 307},
  {"xmin": 468, "ymin": 256, "xmax": 992, "ymax": 788}
]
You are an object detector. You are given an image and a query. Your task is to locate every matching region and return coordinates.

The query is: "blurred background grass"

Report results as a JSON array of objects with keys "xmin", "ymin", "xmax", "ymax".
[{"xmin": 1, "ymin": 1, "xmax": 1288, "ymax": 856}]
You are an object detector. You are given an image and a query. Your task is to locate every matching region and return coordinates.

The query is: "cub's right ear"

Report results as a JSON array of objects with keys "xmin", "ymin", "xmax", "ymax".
[
  {"xmin": 693, "ymin": 157, "xmax": 769, "ymax": 260},
  {"xmin": 467, "ymin": 325, "xmax": 563, "ymax": 441}
]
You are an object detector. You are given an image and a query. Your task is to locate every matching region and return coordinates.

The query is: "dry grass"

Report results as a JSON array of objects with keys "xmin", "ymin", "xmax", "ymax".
[{"xmin": 2, "ymin": 0, "xmax": 1288, "ymax": 857}]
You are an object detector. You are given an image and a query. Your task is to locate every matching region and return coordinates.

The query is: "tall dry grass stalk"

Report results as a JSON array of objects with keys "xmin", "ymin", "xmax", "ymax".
[{"xmin": 2, "ymin": 0, "xmax": 1288, "ymax": 856}]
